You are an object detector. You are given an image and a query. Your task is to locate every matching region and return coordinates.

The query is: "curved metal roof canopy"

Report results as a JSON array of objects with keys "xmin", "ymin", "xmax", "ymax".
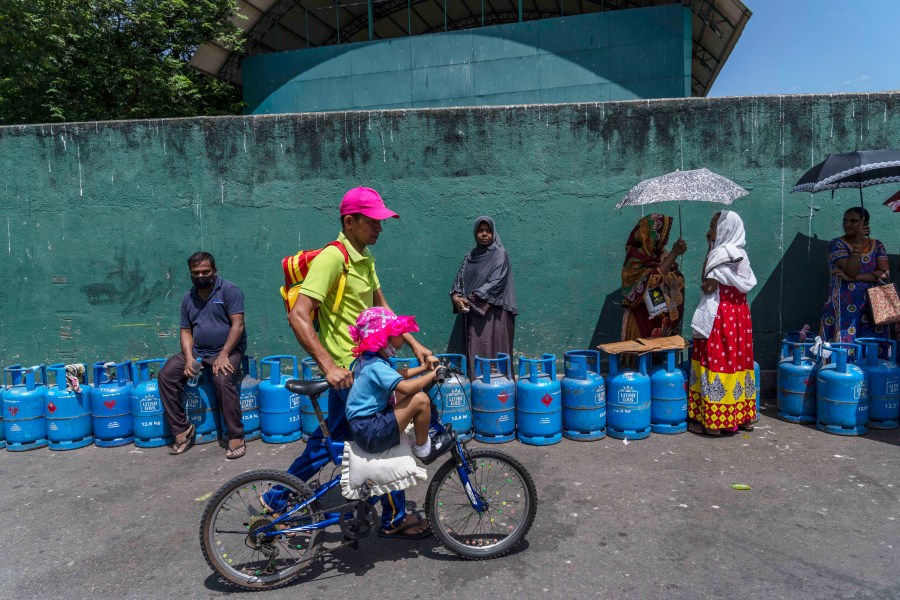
[{"xmin": 190, "ymin": 0, "xmax": 750, "ymax": 97}]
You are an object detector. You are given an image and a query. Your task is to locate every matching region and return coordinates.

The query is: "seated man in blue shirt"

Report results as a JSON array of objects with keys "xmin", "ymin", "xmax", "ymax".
[{"xmin": 159, "ymin": 252, "xmax": 247, "ymax": 459}]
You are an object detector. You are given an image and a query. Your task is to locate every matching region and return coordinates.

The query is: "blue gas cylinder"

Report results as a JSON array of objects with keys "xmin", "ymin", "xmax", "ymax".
[
  {"xmin": 606, "ymin": 353, "xmax": 652, "ymax": 440},
  {"xmin": 0, "ymin": 381, "xmax": 4, "ymax": 450},
  {"xmin": 774, "ymin": 330, "xmax": 805, "ymax": 369},
  {"xmin": 45, "ymin": 364, "xmax": 93, "ymax": 450},
  {"xmin": 299, "ymin": 357, "xmax": 327, "ymax": 442},
  {"xmin": 3, "ymin": 365, "xmax": 49, "ymax": 451},
  {"xmin": 816, "ymin": 344, "xmax": 867, "ymax": 436},
  {"xmin": 259, "ymin": 355, "xmax": 301, "ymax": 444},
  {"xmin": 561, "ymin": 350, "xmax": 605, "ymax": 441},
  {"xmin": 516, "ymin": 354, "xmax": 562, "ymax": 446},
  {"xmin": 91, "ymin": 361, "xmax": 135, "ymax": 447},
  {"xmin": 430, "ymin": 353, "xmax": 474, "ymax": 441},
  {"xmin": 777, "ymin": 341, "xmax": 817, "ymax": 424},
  {"xmin": 471, "ymin": 354, "xmax": 516, "ymax": 443},
  {"xmin": 131, "ymin": 359, "xmax": 172, "ymax": 448},
  {"xmin": 650, "ymin": 349, "xmax": 688, "ymax": 434},
  {"xmin": 857, "ymin": 338, "xmax": 899, "ymax": 430},
  {"xmin": 239, "ymin": 356, "xmax": 262, "ymax": 442},
  {"xmin": 182, "ymin": 364, "xmax": 220, "ymax": 445}
]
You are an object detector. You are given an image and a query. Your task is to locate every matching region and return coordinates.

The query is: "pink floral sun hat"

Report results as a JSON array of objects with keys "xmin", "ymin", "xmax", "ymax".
[{"xmin": 348, "ymin": 307, "xmax": 419, "ymax": 356}]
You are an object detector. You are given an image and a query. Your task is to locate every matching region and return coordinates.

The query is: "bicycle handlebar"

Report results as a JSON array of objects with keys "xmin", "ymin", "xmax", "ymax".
[{"xmin": 435, "ymin": 359, "xmax": 463, "ymax": 385}]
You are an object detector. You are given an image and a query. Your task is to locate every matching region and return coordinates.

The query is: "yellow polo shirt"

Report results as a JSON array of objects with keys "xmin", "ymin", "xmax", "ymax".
[{"xmin": 300, "ymin": 232, "xmax": 380, "ymax": 368}]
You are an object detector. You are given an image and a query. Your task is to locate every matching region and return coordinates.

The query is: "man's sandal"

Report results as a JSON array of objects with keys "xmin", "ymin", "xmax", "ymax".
[
  {"xmin": 225, "ymin": 442, "xmax": 246, "ymax": 460},
  {"xmin": 377, "ymin": 514, "xmax": 432, "ymax": 540},
  {"xmin": 168, "ymin": 423, "xmax": 196, "ymax": 455}
]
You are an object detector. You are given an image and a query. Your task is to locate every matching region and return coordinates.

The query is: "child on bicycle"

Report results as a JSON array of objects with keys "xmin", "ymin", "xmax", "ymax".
[{"xmin": 345, "ymin": 307, "xmax": 454, "ymax": 464}]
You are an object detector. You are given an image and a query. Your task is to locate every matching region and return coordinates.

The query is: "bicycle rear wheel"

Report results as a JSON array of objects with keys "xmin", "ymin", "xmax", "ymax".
[
  {"xmin": 425, "ymin": 449, "xmax": 537, "ymax": 559},
  {"xmin": 199, "ymin": 469, "xmax": 323, "ymax": 590}
]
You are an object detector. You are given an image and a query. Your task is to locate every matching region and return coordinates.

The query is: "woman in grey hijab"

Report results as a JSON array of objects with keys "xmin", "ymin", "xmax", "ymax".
[{"xmin": 450, "ymin": 216, "xmax": 518, "ymax": 376}]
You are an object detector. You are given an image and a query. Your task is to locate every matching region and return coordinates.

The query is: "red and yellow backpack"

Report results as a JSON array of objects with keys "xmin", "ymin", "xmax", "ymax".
[{"xmin": 279, "ymin": 241, "xmax": 350, "ymax": 320}]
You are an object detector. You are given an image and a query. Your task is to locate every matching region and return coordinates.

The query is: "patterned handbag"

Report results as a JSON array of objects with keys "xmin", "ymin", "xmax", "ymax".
[{"xmin": 867, "ymin": 281, "xmax": 900, "ymax": 326}]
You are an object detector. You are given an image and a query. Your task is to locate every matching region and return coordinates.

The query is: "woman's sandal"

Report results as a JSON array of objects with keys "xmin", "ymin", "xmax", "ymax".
[
  {"xmin": 738, "ymin": 422, "xmax": 755, "ymax": 432},
  {"xmin": 168, "ymin": 423, "xmax": 196, "ymax": 455},
  {"xmin": 377, "ymin": 514, "xmax": 432, "ymax": 540},
  {"xmin": 225, "ymin": 442, "xmax": 246, "ymax": 460},
  {"xmin": 688, "ymin": 422, "xmax": 722, "ymax": 437}
]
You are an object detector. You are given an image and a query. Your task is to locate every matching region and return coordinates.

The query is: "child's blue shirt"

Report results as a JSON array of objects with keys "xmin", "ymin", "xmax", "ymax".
[{"xmin": 345, "ymin": 352, "xmax": 403, "ymax": 421}]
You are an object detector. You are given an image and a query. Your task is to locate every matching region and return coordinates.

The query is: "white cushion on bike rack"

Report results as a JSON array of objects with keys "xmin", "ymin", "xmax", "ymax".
[{"xmin": 340, "ymin": 429, "xmax": 427, "ymax": 500}]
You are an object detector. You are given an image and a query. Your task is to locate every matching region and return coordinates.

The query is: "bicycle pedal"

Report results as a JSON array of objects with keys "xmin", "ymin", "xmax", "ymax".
[{"xmin": 345, "ymin": 538, "xmax": 360, "ymax": 550}]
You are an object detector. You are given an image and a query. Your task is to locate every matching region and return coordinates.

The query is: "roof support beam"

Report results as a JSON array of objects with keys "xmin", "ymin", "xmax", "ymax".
[{"xmin": 193, "ymin": 0, "xmax": 750, "ymax": 98}]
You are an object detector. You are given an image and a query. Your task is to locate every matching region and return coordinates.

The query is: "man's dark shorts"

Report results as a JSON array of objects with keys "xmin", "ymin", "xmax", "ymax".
[{"xmin": 349, "ymin": 407, "xmax": 401, "ymax": 454}]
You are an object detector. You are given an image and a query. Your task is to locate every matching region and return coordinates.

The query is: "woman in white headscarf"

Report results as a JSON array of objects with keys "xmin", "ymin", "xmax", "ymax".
[{"xmin": 688, "ymin": 211, "xmax": 758, "ymax": 436}]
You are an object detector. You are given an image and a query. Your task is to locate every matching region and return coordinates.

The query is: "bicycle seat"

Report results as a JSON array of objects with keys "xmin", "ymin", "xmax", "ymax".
[{"xmin": 285, "ymin": 378, "xmax": 331, "ymax": 398}]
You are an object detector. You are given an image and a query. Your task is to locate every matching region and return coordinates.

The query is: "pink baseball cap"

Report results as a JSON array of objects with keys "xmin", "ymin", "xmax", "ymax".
[{"xmin": 339, "ymin": 187, "xmax": 400, "ymax": 220}]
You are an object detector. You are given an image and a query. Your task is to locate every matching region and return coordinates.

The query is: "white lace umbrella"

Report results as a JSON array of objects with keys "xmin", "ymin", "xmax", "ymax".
[{"xmin": 616, "ymin": 168, "xmax": 749, "ymax": 237}]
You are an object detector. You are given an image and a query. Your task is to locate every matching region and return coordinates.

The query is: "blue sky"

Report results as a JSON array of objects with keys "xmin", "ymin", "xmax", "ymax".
[{"xmin": 710, "ymin": 0, "xmax": 900, "ymax": 97}]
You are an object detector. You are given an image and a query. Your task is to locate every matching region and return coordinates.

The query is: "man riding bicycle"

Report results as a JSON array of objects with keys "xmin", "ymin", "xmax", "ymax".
[{"xmin": 261, "ymin": 187, "xmax": 433, "ymax": 540}]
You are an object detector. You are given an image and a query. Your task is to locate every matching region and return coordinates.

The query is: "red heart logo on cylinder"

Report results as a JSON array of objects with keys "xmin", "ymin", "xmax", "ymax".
[
  {"xmin": 104, "ymin": 400, "xmax": 116, "ymax": 409},
  {"xmin": 497, "ymin": 392, "xmax": 509, "ymax": 404},
  {"xmin": 541, "ymin": 394, "xmax": 553, "ymax": 406},
  {"xmin": 8, "ymin": 406, "xmax": 19, "ymax": 416},
  {"xmin": 47, "ymin": 402, "xmax": 57, "ymax": 414}
]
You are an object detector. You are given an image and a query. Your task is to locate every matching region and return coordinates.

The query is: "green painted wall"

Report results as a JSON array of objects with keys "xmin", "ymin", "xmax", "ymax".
[
  {"xmin": 243, "ymin": 5, "xmax": 691, "ymax": 114},
  {"xmin": 1, "ymin": 92, "xmax": 898, "ymax": 372}
]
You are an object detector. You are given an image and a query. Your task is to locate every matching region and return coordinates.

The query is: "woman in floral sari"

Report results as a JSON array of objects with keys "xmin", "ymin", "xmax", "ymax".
[
  {"xmin": 620, "ymin": 214, "xmax": 687, "ymax": 341},
  {"xmin": 820, "ymin": 207, "xmax": 890, "ymax": 343}
]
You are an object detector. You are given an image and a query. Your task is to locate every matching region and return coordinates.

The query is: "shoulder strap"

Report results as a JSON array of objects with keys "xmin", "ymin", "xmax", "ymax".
[
  {"xmin": 328, "ymin": 240, "xmax": 351, "ymax": 313},
  {"xmin": 328, "ymin": 240, "xmax": 350, "ymax": 265}
]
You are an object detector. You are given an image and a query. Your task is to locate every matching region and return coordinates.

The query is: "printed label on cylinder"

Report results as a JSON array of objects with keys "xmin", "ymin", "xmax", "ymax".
[
  {"xmin": 617, "ymin": 386, "xmax": 638, "ymax": 405},
  {"xmin": 140, "ymin": 396, "xmax": 160, "ymax": 412},
  {"xmin": 445, "ymin": 391, "xmax": 464, "ymax": 407}
]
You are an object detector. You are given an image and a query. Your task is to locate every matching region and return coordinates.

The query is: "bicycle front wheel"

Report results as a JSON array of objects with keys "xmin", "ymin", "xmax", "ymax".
[
  {"xmin": 425, "ymin": 449, "xmax": 537, "ymax": 560},
  {"xmin": 199, "ymin": 469, "xmax": 323, "ymax": 590}
]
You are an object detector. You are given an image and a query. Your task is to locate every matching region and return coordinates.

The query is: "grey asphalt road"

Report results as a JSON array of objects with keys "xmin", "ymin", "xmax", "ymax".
[{"xmin": 2, "ymin": 408, "xmax": 898, "ymax": 600}]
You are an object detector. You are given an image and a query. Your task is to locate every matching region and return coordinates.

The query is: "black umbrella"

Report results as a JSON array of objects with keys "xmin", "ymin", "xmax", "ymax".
[{"xmin": 791, "ymin": 149, "xmax": 900, "ymax": 207}]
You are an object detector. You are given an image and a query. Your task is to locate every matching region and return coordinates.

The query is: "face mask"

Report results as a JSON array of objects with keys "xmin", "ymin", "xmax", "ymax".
[
  {"xmin": 192, "ymin": 275, "xmax": 215, "ymax": 289},
  {"xmin": 383, "ymin": 344, "xmax": 397, "ymax": 358}
]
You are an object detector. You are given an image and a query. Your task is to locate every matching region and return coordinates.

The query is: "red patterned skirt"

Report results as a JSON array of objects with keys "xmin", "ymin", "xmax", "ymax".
[{"xmin": 689, "ymin": 285, "xmax": 756, "ymax": 431}]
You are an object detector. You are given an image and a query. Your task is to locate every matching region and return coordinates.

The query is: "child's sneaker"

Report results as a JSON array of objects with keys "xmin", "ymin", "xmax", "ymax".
[{"xmin": 419, "ymin": 432, "xmax": 455, "ymax": 465}]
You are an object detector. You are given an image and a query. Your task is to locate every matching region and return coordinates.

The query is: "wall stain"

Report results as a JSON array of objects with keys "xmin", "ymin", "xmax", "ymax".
[{"xmin": 80, "ymin": 248, "xmax": 173, "ymax": 317}]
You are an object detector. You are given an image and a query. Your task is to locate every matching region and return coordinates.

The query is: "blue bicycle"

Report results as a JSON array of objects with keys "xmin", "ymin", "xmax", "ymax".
[{"xmin": 200, "ymin": 365, "xmax": 537, "ymax": 590}]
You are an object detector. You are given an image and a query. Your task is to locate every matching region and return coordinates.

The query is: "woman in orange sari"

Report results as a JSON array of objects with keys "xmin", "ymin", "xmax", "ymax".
[{"xmin": 620, "ymin": 214, "xmax": 687, "ymax": 341}]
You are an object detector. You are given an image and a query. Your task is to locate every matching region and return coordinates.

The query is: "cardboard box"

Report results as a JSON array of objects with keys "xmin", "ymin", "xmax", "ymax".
[
  {"xmin": 635, "ymin": 335, "xmax": 686, "ymax": 351},
  {"xmin": 597, "ymin": 335, "xmax": 686, "ymax": 355}
]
